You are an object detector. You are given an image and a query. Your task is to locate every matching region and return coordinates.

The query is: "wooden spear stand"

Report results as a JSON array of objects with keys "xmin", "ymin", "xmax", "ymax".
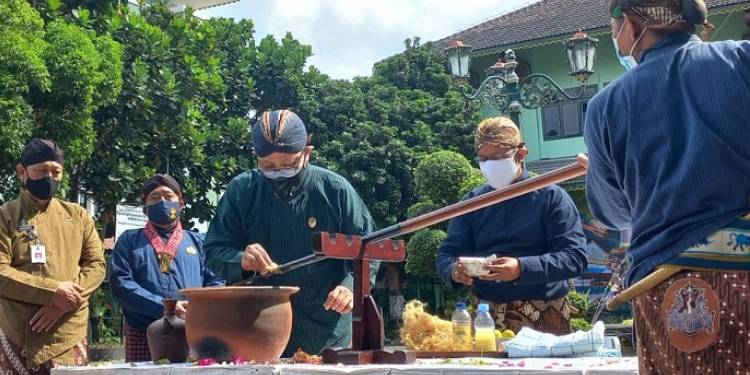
[
  {"xmin": 312, "ymin": 155, "xmax": 589, "ymax": 365},
  {"xmin": 315, "ymin": 233, "xmax": 414, "ymax": 365}
]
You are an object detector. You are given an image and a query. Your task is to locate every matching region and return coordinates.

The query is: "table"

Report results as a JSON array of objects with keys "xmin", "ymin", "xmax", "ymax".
[{"xmin": 53, "ymin": 357, "xmax": 638, "ymax": 374}]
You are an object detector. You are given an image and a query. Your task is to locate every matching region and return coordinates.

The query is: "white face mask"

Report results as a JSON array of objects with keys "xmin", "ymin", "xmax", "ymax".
[
  {"xmin": 479, "ymin": 156, "xmax": 519, "ymax": 189},
  {"xmin": 258, "ymin": 151, "xmax": 307, "ymax": 180}
]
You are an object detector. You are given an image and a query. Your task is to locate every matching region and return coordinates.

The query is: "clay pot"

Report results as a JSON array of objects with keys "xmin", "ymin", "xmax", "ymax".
[
  {"xmin": 146, "ymin": 299, "xmax": 189, "ymax": 363},
  {"xmin": 180, "ymin": 286, "xmax": 299, "ymax": 362}
]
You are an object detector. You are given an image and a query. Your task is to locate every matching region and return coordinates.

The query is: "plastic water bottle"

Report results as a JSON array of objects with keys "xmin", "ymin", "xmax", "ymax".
[
  {"xmin": 474, "ymin": 303, "xmax": 497, "ymax": 352},
  {"xmin": 451, "ymin": 302, "xmax": 473, "ymax": 350}
]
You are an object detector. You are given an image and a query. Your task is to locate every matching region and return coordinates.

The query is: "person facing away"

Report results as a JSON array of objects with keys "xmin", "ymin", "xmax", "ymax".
[
  {"xmin": 204, "ymin": 109, "xmax": 379, "ymax": 357},
  {"xmin": 0, "ymin": 138, "xmax": 105, "ymax": 374},
  {"xmin": 436, "ymin": 117, "xmax": 587, "ymax": 335},
  {"xmin": 109, "ymin": 174, "xmax": 224, "ymax": 362},
  {"xmin": 584, "ymin": 0, "xmax": 750, "ymax": 373}
]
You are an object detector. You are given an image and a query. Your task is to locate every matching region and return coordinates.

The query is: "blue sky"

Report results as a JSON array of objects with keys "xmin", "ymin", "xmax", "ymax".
[{"xmin": 197, "ymin": 0, "xmax": 539, "ymax": 80}]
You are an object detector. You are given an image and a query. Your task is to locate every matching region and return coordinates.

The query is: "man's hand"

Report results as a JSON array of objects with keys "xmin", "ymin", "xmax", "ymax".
[
  {"xmin": 582, "ymin": 222, "xmax": 608, "ymax": 238},
  {"xmin": 30, "ymin": 305, "xmax": 66, "ymax": 333},
  {"xmin": 451, "ymin": 262, "xmax": 474, "ymax": 286},
  {"xmin": 324, "ymin": 286, "xmax": 353, "ymax": 314},
  {"xmin": 52, "ymin": 281, "xmax": 83, "ymax": 312},
  {"xmin": 241, "ymin": 243, "xmax": 275, "ymax": 274},
  {"xmin": 103, "ymin": 237, "xmax": 116, "ymax": 251},
  {"xmin": 479, "ymin": 257, "xmax": 521, "ymax": 282},
  {"xmin": 175, "ymin": 301, "xmax": 188, "ymax": 319}
]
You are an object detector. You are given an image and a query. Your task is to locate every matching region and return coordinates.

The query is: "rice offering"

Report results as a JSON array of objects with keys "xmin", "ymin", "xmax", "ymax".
[{"xmin": 400, "ymin": 300, "xmax": 453, "ymax": 351}]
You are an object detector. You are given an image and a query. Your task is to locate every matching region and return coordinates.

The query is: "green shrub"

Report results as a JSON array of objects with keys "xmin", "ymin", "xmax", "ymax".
[
  {"xmin": 405, "ymin": 229, "xmax": 446, "ymax": 279},
  {"xmin": 414, "ymin": 150, "xmax": 476, "ymax": 206}
]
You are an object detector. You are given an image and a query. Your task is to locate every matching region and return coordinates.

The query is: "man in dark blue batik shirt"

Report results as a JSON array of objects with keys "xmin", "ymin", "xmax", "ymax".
[
  {"xmin": 584, "ymin": 0, "xmax": 750, "ymax": 373},
  {"xmin": 436, "ymin": 117, "xmax": 587, "ymax": 335}
]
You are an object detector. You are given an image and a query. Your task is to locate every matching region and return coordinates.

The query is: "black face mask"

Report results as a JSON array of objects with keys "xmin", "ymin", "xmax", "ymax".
[{"xmin": 25, "ymin": 176, "xmax": 60, "ymax": 200}]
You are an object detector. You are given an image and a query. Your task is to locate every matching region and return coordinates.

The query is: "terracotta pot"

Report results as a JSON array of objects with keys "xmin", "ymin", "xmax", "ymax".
[
  {"xmin": 180, "ymin": 286, "xmax": 299, "ymax": 362},
  {"xmin": 146, "ymin": 299, "xmax": 189, "ymax": 363}
]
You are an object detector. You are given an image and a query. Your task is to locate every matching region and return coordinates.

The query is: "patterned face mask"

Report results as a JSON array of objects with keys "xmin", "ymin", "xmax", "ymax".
[{"xmin": 146, "ymin": 200, "xmax": 181, "ymax": 225}]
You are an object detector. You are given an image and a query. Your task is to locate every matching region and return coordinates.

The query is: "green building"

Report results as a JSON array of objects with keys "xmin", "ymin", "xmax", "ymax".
[{"xmin": 436, "ymin": 0, "xmax": 749, "ymax": 202}]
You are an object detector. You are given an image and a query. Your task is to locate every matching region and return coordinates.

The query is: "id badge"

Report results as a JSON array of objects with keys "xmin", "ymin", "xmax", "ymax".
[{"xmin": 31, "ymin": 244, "xmax": 46, "ymax": 264}]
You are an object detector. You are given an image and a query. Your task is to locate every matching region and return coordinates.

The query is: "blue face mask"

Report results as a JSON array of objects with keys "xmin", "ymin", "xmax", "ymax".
[
  {"xmin": 146, "ymin": 200, "xmax": 181, "ymax": 225},
  {"xmin": 613, "ymin": 21, "xmax": 645, "ymax": 71}
]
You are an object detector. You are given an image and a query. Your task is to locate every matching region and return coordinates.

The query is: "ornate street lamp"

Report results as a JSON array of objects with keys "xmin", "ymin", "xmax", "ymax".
[
  {"xmin": 445, "ymin": 31, "xmax": 598, "ymax": 127},
  {"xmin": 444, "ymin": 40, "xmax": 472, "ymax": 79},
  {"xmin": 565, "ymin": 31, "xmax": 598, "ymax": 84}
]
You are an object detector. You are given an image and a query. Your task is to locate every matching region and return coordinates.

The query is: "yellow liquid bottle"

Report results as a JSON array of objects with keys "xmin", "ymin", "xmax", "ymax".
[
  {"xmin": 474, "ymin": 303, "xmax": 497, "ymax": 352},
  {"xmin": 451, "ymin": 303, "xmax": 473, "ymax": 350},
  {"xmin": 474, "ymin": 328, "xmax": 497, "ymax": 352}
]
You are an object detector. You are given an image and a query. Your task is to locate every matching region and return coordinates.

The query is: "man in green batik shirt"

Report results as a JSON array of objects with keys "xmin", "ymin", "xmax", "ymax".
[{"xmin": 205, "ymin": 109, "xmax": 379, "ymax": 357}]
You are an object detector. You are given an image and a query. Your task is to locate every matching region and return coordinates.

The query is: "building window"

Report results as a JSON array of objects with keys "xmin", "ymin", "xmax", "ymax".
[{"xmin": 541, "ymin": 85, "xmax": 598, "ymax": 140}]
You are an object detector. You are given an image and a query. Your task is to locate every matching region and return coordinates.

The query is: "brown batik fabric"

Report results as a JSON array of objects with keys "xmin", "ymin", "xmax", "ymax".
[
  {"xmin": 0, "ymin": 327, "xmax": 87, "ymax": 375},
  {"xmin": 482, "ymin": 296, "xmax": 574, "ymax": 335},
  {"xmin": 634, "ymin": 270, "xmax": 750, "ymax": 375}
]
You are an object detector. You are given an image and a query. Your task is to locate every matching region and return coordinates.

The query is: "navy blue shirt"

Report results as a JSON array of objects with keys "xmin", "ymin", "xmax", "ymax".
[
  {"xmin": 585, "ymin": 34, "xmax": 750, "ymax": 285},
  {"xmin": 436, "ymin": 180, "xmax": 587, "ymax": 303},
  {"xmin": 110, "ymin": 228, "xmax": 225, "ymax": 331}
]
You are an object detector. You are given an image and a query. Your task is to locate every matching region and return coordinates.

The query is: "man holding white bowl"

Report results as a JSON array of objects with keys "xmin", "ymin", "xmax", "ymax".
[{"xmin": 436, "ymin": 117, "xmax": 587, "ymax": 335}]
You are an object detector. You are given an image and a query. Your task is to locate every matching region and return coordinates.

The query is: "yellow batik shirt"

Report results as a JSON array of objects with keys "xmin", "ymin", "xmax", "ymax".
[{"xmin": 0, "ymin": 190, "xmax": 105, "ymax": 367}]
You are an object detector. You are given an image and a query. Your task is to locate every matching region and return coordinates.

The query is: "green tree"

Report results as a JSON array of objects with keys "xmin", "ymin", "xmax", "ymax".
[
  {"xmin": 307, "ymin": 41, "xmax": 479, "ymax": 226},
  {"xmin": 458, "ymin": 167, "xmax": 486, "ymax": 197},
  {"xmin": 29, "ymin": 0, "xmax": 123, "ymax": 22},
  {"xmin": 251, "ymin": 33, "xmax": 314, "ymax": 112},
  {"xmin": 3, "ymin": 1, "xmax": 481, "ymax": 235},
  {"xmin": 0, "ymin": 0, "xmax": 48, "ymax": 197},
  {"xmin": 83, "ymin": 4, "xmax": 237, "ymax": 225},
  {"xmin": 405, "ymin": 229, "xmax": 446, "ymax": 279},
  {"xmin": 414, "ymin": 150, "xmax": 476, "ymax": 206},
  {"xmin": 38, "ymin": 20, "xmax": 122, "ymax": 199},
  {"xmin": 372, "ymin": 37, "xmax": 450, "ymax": 97},
  {"xmin": 79, "ymin": 3, "xmax": 324, "ymax": 227},
  {"xmin": 317, "ymin": 121, "xmax": 417, "ymax": 226},
  {"xmin": 0, "ymin": 0, "xmax": 121, "ymax": 201},
  {"xmin": 406, "ymin": 200, "xmax": 441, "ymax": 219},
  {"xmin": 370, "ymin": 39, "xmax": 478, "ymax": 159}
]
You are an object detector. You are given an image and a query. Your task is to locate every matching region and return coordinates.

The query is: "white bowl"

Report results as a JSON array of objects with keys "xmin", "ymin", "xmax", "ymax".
[{"xmin": 458, "ymin": 255, "xmax": 495, "ymax": 277}]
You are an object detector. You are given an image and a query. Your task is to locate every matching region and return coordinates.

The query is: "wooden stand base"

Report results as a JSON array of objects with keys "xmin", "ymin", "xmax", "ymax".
[
  {"xmin": 322, "ymin": 348, "xmax": 416, "ymax": 365},
  {"xmin": 314, "ymin": 235, "xmax": 415, "ymax": 365}
]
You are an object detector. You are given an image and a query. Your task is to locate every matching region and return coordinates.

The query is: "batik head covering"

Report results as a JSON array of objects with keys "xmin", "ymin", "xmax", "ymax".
[
  {"xmin": 252, "ymin": 109, "xmax": 308, "ymax": 157},
  {"xmin": 140, "ymin": 174, "xmax": 183, "ymax": 203},
  {"xmin": 475, "ymin": 117, "xmax": 524, "ymax": 152},
  {"xmin": 610, "ymin": 0, "xmax": 708, "ymax": 31}
]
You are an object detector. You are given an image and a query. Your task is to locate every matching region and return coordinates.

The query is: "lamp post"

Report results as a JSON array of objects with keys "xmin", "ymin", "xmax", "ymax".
[{"xmin": 445, "ymin": 31, "xmax": 598, "ymax": 130}]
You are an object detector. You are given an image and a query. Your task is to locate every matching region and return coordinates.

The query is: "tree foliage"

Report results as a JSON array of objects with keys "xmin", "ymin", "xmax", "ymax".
[
  {"xmin": 405, "ymin": 229, "xmax": 446, "ymax": 279},
  {"xmin": 0, "ymin": 0, "xmax": 121, "ymax": 200},
  {"xmin": 1, "ymin": 1, "xmax": 480, "ymax": 232},
  {"xmin": 308, "ymin": 42, "xmax": 479, "ymax": 226},
  {"xmin": 458, "ymin": 167, "xmax": 486, "ymax": 197},
  {"xmin": 414, "ymin": 150, "xmax": 478, "ymax": 207},
  {"xmin": 82, "ymin": 4, "xmax": 251, "ymax": 225}
]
